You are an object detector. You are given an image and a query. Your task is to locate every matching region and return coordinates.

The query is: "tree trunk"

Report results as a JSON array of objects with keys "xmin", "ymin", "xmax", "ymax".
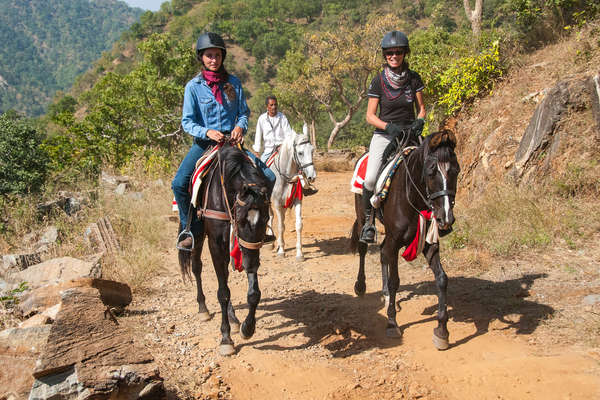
[
  {"xmin": 463, "ymin": 0, "xmax": 483, "ymax": 37},
  {"xmin": 326, "ymin": 110, "xmax": 353, "ymax": 151},
  {"xmin": 309, "ymin": 119, "xmax": 317, "ymax": 149}
]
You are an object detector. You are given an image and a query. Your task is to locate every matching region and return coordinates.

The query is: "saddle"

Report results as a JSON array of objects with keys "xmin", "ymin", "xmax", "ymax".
[{"xmin": 350, "ymin": 146, "xmax": 416, "ymax": 208}]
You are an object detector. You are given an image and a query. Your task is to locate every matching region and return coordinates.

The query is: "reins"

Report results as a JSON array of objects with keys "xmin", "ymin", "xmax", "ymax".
[
  {"xmin": 217, "ymin": 148, "xmax": 265, "ymax": 250},
  {"xmin": 396, "ymin": 135, "xmax": 455, "ymax": 217},
  {"xmin": 196, "ymin": 145, "xmax": 265, "ymax": 250}
]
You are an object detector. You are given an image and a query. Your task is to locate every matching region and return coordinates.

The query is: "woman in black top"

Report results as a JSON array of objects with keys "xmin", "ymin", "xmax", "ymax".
[{"xmin": 360, "ymin": 30, "xmax": 426, "ymax": 243}]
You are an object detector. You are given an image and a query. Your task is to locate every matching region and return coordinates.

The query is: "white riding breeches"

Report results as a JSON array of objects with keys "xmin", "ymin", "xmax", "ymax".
[{"xmin": 364, "ymin": 134, "xmax": 393, "ymax": 191}]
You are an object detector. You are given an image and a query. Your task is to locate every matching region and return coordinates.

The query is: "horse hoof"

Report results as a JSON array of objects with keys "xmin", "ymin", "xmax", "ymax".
[
  {"xmin": 218, "ymin": 344, "xmax": 236, "ymax": 356},
  {"xmin": 198, "ymin": 311, "xmax": 212, "ymax": 322},
  {"xmin": 295, "ymin": 255, "xmax": 304, "ymax": 262},
  {"xmin": 354, "ymin": 281, "xmax": 366, "ymax": 296},
  {"xmin": 432, "ymin": 332, "xmax": 450, "ymax": 350},
  {"xmin": 240, "ymin": 321, "xmax": 255, "ymax": 340},
  {"xmin": 277, "ymin": 252, "xmax": 285, "ymax": 258},
  {"xmin": 386, "ymin": 326, "xmax": 402, "ymax": 338}
]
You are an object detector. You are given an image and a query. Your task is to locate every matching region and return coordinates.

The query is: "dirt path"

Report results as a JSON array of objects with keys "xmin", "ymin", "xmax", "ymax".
[{"xmin": 125, "ymin": 172, "xmax": 600, "ymax": 399}]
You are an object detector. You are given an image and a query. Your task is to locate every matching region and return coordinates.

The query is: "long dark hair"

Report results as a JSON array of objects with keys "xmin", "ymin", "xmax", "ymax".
[{"xmin": 198, "ymin": 49, "xmax": 236, "ymax": 101}]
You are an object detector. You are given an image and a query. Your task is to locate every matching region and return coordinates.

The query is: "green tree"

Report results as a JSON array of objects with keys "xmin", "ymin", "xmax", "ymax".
[
  {"xmin": 0, "ymin": 113, "xmax": 49, "ymax": 196},
  {"xmin": 80, "ymin": 33, "xmax": 196, "ymax": 167},
  {"xmin": 277, "ymin": 14, "xmax": 402, "ymax": 151}
]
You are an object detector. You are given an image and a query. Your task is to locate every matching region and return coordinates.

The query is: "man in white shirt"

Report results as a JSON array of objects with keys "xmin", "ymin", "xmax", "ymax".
[{"xmin": 253, "ymin": 96, "xmax": 296, "ymax": 162}]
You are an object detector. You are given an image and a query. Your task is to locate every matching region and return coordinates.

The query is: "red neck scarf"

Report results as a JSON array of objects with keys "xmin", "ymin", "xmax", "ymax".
[{"xmin": 202, "ymin": 70, "xmax": 226, "ymax": 104}]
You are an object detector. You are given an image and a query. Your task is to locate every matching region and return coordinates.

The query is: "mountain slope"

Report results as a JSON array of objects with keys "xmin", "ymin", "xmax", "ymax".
[{"xmin": 0, "ymin": 0, "xmax": 143, "ymax": 116}]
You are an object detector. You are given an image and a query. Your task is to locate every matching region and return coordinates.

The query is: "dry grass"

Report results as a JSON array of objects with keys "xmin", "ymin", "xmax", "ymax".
[
  {"xmin": 313, "ymin": 151, "xmax": 358, "ymax": 172},
  {"xmin": 1, "ymin": 165, "xmax": 175, "ymax": 293},
  {"xmin": 446, "ymin": 183, "xmax": 600, "ymax": 259}
]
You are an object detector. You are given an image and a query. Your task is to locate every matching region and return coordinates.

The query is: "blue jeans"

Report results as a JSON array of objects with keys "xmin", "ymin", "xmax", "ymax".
[{"xmin": 172, "ymin": 138, "xmax": 275, "ymax": 230}]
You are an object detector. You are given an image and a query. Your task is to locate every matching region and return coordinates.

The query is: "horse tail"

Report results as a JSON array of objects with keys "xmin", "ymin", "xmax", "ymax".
[
  {"xmin": 178, "ymin": 249, "xmax": 193, "ymax": 283},
  {"xmin": 350, "ymin": 218, "xmax": 360, "ymax": 254}
]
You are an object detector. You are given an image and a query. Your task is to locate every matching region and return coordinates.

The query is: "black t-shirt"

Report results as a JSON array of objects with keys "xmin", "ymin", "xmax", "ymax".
[{"xmin": 368, "ymin": 69, "xmax": 424, "ymax": 134}]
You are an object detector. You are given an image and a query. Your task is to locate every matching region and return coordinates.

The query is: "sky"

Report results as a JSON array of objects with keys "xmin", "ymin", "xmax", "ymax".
[{"xmin": 121, "ymin": 0, "xmax": 165, "ymax": 11}]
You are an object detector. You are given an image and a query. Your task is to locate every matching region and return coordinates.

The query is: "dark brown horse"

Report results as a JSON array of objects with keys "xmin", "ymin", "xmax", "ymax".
[
  {"xmin": 179, "ymin": 144, "xmax": 270, "ymax": 356},
  {"xmin": 350, "ymin": 129, "xmax": 460, "ymax": 350}
]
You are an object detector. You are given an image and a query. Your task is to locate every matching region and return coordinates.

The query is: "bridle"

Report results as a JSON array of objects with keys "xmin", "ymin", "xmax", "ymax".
[
  {"xmin": 232, "ymin": 188, "xmax": 266, "ymax": 250},
  {"xmin": 400, "ymin": 144, "xmax": 456, "ymax": 214},
  {"xmin": 198, "ymin": 148, "xmax": 268, "ymax": 251},
  {"xmin": 273, "ymin": 137, "xmax": 314, "ymax": 184}
]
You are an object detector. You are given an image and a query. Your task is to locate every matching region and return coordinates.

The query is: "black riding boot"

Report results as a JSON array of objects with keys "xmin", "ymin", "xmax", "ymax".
[{"xmin": 360, "ymin": 189, "xmax": 376, "ymax": 243}]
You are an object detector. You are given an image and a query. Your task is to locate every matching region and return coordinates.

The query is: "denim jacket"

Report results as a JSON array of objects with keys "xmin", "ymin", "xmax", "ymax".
[{"xmin": 181, "ymin": 73, "xmax": 249, "ymax": 140}]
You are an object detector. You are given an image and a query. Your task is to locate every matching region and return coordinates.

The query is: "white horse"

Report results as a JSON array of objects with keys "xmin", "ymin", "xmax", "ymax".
[{"xmin": 268, "ymin": 124, "xmax": 317, "ymax": 260}]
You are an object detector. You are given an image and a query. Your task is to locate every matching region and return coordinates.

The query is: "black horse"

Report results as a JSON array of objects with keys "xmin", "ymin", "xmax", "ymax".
[
  {"xmin": 350, "ymin": 129, "xmax": 460, "ymax": 350},
  {"xmin": 179, "ymin": 144, "xmax": 270, "ymax": 356}
]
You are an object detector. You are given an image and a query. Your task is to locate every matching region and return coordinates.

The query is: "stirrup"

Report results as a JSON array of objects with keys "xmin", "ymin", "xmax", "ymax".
[{"xmin": 176, "ymin": 230, "xmax": 194, "ymax": 251}]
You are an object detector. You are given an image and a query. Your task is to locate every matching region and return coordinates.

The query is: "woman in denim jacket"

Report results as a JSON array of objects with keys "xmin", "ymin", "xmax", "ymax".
[{"xmin": 172, "ymin": 32, "xmax": 275, "ymax": 249}]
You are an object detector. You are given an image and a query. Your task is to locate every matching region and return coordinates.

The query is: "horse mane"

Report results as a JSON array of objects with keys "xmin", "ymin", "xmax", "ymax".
[{"xmin": 220, "ymin": 145, "xmax": 268, "ymax": 189}]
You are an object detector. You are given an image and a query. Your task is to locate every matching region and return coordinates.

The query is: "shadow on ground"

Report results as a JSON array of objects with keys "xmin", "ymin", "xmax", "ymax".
[
  {"xmin": 303, "ymin": 236, "xmax": 379, "ymax": 257},
  {"xmin": 398, "ymin": 273, "xmax": 554, "ymax": 346},
  {"xmin": 234, "ymin": 273, "xmax": 553, "ymax": 356}
]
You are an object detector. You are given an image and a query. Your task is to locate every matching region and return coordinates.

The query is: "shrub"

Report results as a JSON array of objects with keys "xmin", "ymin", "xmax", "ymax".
[
  {"xmin": 0, "ymin": 113, "xmax": 49, "ymax": 196},
  {"xmin": 437, "ymin": 41, "xmax": 503, "ymax": 115}
]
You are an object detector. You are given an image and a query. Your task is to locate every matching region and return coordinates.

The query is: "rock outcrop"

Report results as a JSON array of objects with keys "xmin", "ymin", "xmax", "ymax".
[{"xmin": 30, "ymin": 286, "xmax": 163, "ymax": 399}]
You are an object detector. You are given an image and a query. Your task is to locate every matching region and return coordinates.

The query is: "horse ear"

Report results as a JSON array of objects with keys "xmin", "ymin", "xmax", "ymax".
[
  {"xmin": 442, "ymin": 129, "xmax": 457, "ymax": 148},
  {"xmin": 429, "ymin": 131, "xmax": 442, "ymax": 150},
  {"xmin": 303, "ymin": 122, "xmax": 308, "ymax": 136}
]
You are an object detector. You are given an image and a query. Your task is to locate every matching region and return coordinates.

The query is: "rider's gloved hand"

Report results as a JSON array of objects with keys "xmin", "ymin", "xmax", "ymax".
[
  {"xmin": 410, "ymin": 118, "xmax": 425, "ymax": 138},
  {"xmin": 384, "ymin": 122, "xmax": 404, "ymax": 137}
]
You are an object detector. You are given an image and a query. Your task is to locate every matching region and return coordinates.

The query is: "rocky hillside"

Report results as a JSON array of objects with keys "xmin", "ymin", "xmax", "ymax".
[
  {"xmin": 455, "ymin": 23, "xmax": 600, "ymax": 198},
  {"xmin": 0, "ymin": 0, "xmax": 143, "ymax": 116}
]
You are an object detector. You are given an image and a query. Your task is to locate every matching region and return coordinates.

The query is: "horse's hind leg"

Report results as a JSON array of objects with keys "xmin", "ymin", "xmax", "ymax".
[
  {"xmin": 424, "ymin": 242, "xmax": 450, "ymax": 350},
  {"xmin": 267, "ymin": 204, "xmax": 276, "ymax": 250},
  {"xmin": 352, "ymin": 219, "xmax": 367, "ymax": 296},
  {"xmin": 191, "ymin": 234, "xmax": 212, "ymax": 322},
  {"xmin": 293, "ymin": 200, "xmax": 304, "ymax": 261},
  {"xmin": 240, "ymin": 260, "xmax": 261, "ymax": 340},
  {"xmin": 382, "ymin": 238, "xmax": 402, "ymax": 338}
]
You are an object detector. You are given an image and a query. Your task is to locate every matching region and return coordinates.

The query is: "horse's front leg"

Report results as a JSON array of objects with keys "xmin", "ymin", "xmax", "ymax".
[
  {"xmin": 293, "ymin": 200, "xmax": 304, "ymax": 261},
  {"xmin": 273, "ymin": 203, "xmax": 286, "ymax": 257},
  {"xmin": 241, "ymin": 252, "xmax": 261, "ymax": 339},
  {"xmin": 208, "ymin": 236, "xmax": 236, "ymax": 356},
  {"xmin": 191, "ymin": 234, "xmax": 212, "ymax": 322},
  {"xmin": 382, "ymin": 238, "xmax": 402, "ymax": 338},
  {"xmin": 424, "ymin": 242, "xmax": 450, "ymax": 350}
]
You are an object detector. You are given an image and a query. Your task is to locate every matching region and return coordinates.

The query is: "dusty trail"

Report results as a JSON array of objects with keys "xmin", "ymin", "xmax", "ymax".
[{"xmin": 125, "ymin": 172, "xmax": 600, "ymax": 399}]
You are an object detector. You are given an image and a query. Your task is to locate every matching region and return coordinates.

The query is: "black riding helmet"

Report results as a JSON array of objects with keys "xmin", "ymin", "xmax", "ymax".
[
  {"xmin": 381, "ymin": 31, "xmax": 410, "ymax": 54},
  {"xmin": 196, "ymin": 32, "xmax": 226, "ymax": 61}
]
